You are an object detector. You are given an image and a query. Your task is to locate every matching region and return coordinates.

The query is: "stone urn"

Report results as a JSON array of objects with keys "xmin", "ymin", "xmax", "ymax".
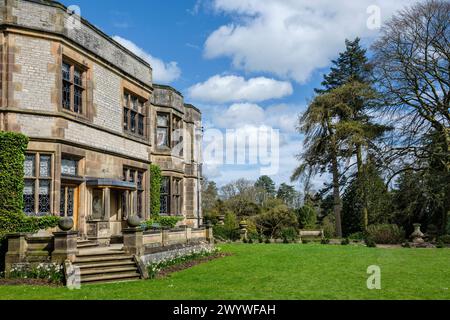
[
  {"xmin": 58, "ymin": 217, "xmax": 74, "ymax": 231},
  {"xmin": 411, "ymin": 223, "xmax": 425, "ymax": 243},
  {"xmin": 218, "ymin": 215, "xmax": 225, "ymax": 225},
  {"xmin": 127, "ymin": 216, "xmax": 142, "ymax": 228},
  {"xmin": 239, "ymin": 220, "xmax": 248, "ymax": 241},
  {"xmin": 239, "ymin": 220, "xmax": 248, "ymax": 229}
]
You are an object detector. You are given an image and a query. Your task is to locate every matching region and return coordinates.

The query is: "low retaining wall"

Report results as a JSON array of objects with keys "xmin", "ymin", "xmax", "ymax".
[
  {"xmin": 143, "ymin": 227, "xmax": 212, "ymax": 248},
  {"xmin": 140, "ymin": 242, "xmax": 215, "ymax": 266}
]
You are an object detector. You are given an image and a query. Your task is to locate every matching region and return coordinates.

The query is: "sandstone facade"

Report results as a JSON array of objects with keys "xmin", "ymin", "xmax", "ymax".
[{"xmin": 0, "ymin": 0, "xmax": 203, "ymax": 241}]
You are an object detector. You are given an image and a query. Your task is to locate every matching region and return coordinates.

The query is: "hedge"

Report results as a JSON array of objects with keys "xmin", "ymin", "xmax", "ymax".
[{"xmin": 150, "ymin": 164, "xmax": 162, "ymax": 216}]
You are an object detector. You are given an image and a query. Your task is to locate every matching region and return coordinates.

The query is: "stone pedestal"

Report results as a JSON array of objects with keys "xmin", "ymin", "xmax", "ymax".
[
  {"xmin": 123, "ymin": 227, "xmax": 144, "ymax": 256},
  {"xmin": 206, "ymin": 225, "xmax": 214, "ymax": 243},
  {"xmin": 161, "ymin": 228, "xmax": 169, "ymax": 247},
  {"xmin": 52, "ymin": 231, "xmax": 79, "ymax": 263},
  {"xmin": 5, "ymin": 233, "xmax": 29, "ymax": 275},
  {"xmin": 185, "ymin": 227, "xmax": 192, "ymax": 244}
]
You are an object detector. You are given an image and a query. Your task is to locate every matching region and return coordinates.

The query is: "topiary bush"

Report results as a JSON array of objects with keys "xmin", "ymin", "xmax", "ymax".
[
  {"xmin": 150, "ymin": 164, "xmax": 162, "ymax": 216},
  {"xmin": 366, "ymin": 224, "xmax": 405, "ymax": 244}
]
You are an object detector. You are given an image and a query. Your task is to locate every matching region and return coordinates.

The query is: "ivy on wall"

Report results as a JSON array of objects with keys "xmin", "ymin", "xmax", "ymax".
[
  {"xmin": 150, "ymin": 164, "xmax": 162, "ymax": 217},
  {"xmin": 0, "ymin": 132, "xmax": 59, "ymax": 271},
  {"xmin": 0, "ymin": 131, "xmax": 28, "ymax": 213}
]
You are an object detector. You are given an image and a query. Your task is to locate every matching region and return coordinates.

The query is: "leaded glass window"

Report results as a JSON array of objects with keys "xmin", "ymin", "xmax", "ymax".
[
  {"xmin": 123, "ymin": 167, "xmax": 146, "ymax": 218},
  {"xmin": 61, "ymin": 60, "xmax": 86, "ymax": 114},
  {"xmin": 156, "ymin": 113, "xmax": 170, "ymax": 148},
  {"xmin": 61, "ymin": 158, "xmax": 78, "ymax": 176},
  {"xmin": 123, "ymin": 92, "xmax": 146, "ymax": 137},
  {"xmin": 160, "ymin": 177, "xmax": 170, "ymax": 215},
  {"xmin": 24, "ymin": 180, "xmax": 35, "ymax": 214},
  {"xmin": 60, "ymin": 186, "xmax": 76, "ymax": 218},
  {"xmin": 23, "ymin": 153, "xmax": 53, "ymax": 216}
]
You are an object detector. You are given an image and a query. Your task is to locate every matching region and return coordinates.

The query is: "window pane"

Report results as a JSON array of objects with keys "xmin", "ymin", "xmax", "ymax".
[
  {"xmin": 74, "ymin": 86, "xmax": 83, "ymax": 113},
  {"xmin": 123, "ymin": 108, "xmax": 129, "ymax": 131},
  {"xmin": 137, "ymin": 171, "xmax": 144, "ymax": 189},
  {"xmin": 137, "ymin": 191, "xmax": 143, "ymax": 218},
  {"xmin": 24, "ymin": 154, "xmax": 36, "ymax": 177},
  {"xmin": 138, "ymin": 114, "xmax": 144, "ymax": 136},
  {"xmin": 132, "ymin": 97, "xmax": 138, "ymax": 110},
  {"xmin": 129, "ymin": 170, "xmax": 136, "ymax": 183},
  {"xmin": 24, "ymin": 180, "xmax": 35, "ymax": 215},
  {"xmin": 160, "ymin": 195, "xmax": 169, "ymax": 214},
  {"xmin": 63, "ymin": 81, "xmax": 71, "ymax": 110},
  {"xmin": 123, "ymin": 94, "xmax": 129, "ymax": 107},
  {"xmin": 130, "ymin": 111, "xmax": 136, "ymax": 132},
  {"xmin": 67, "ymin": 187, "xmax": 74, "ymax": 217},
  {"xmin": 39, "ymin": 155, "xmax": 51, "ymax": 178},
  {"xmin": 74, "ymin": 68, "xmax": 83, "ymax": 86},
  {"xmin": 157, "ymin": 128, "xmax": 169, "ymax": 147},
  {"xmin": 60, "ymin": 187, "xmax": 66, "ymax": 217},
  {"xmin": 160, "ymin": 177, "xmax": 170, "ymax": 194},
  {"xmin": 157, "ymin": 114, "xmax": 168, "ymax": 127},
  {"xmin": 38, "ymin": 180, "xmax": 51, "ymax": 214},
  {"xmin": 61, "ymin": 158, "xmax": 78, "ymax": 176},
  {"xmin": 62, "ymin": 62, "xmax": 70, "ymax": 81}
]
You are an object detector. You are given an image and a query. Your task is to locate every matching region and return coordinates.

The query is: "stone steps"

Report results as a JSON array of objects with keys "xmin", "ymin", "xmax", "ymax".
[
  {"xmin": 73, "ymin": 250, "xmax": 142, "ymax": 284},
  {"xmin": 77, "ymin": 239, "xmax": 99, "ymax": 249}
]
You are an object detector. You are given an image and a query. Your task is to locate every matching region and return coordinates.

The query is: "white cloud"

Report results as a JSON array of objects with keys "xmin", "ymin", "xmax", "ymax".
[
  {"xmin": 204, "ymin": 0, "xmax": 416, "ymax": 83},
  {"xmin": 188, "ymin": 75, "xmax": 293, "ymax": 103},
  {"xmin": 210, "ymin": 102, "xmax": 303, "ymax": 134},
  {"xmin": 113, "ymin": 36, "xmax": 181, "ymax": 83}
]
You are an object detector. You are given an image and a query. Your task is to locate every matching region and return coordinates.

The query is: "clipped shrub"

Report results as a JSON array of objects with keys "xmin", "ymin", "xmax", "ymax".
[
  {"xmin": 321, "ymin": 238, "xmax": 330, "ymax": 245},
  {"xmin": 341, "ymin": 238, "xmax": 350, "ymax": 245},
  {"xmin": 366, "ymin": 224, "xmax": 405, "ymax": 244},
  {"xmin": 436, "ymin": 241, "xmax": 445, "ymax": 249},
  {"xmin": 438, "ymin": 235, "xmax": 450, "ymax": 244},
  {"xmin": 281, "ymin": 227, "xmax": 298, "ymax": 243},
  {"xmin": 149, "ymin": 164, "xmax": 162, "ymax": 216},
  {"xmin": 365, "ymin": 238, "xmax": 377, "ymax": 248}
]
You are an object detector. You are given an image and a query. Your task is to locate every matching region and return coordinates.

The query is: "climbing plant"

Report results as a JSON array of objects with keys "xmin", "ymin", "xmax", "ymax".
[
  {"xmin": 150, "ymin": 164, "xmax": 162, "ymax": 217},
  {"xmin": 0, "ymin": 131, "xmax": 29, "ymax": 213}
]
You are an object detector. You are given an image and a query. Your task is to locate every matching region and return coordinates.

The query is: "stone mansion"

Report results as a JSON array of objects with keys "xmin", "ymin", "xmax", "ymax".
[{"xmin": 0, "ymin": 0, "xmax": 203, "ymax": 243}]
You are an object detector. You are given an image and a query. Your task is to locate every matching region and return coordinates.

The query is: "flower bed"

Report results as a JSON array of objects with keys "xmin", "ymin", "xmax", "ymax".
[
  {"xmin": 146, "ymin": 246, "xmax": 223, "ymax": 279},
  {"xmin": 6, "ymin": 263, "xmax": 64, "ymax": 285}
]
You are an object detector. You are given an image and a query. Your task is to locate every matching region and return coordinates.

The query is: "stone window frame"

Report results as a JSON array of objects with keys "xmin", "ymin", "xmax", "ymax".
[
  {"xmin": 155, "ymin": 111, "xmax": 184, "ymax": 156},
  {"xmin": 123, "ymin": 91, "xmax": 148, "ymax": 139},
  {"xmin": 61, "ymin": 58, "xmax": 88, "ymax": 116},
  {"xmin": 123, "ymin": 167, "xmax": 147, "ymax": 218},
  {"xmin": 156, "ymin": 112, "xmax": 171, "ymax": 149},
  {"xmin": 160, "ymin": 176, "xmax": 183, "ymax": 216},
  {"xmin": 24, "ymin": 152, "xmax": 54, "ymax": 216}
]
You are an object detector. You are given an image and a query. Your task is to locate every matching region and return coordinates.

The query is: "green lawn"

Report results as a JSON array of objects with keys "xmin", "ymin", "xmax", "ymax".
[{"xmin": 1, "ymin": 244, "xmax": 449, "ymax": 300}]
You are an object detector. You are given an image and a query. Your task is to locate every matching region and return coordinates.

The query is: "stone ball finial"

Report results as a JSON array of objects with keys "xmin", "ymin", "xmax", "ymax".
[
  {"xmin": 58, "ymin": 217, "xmax": 74, "ymax": 231},
  {"xmin": 127, "ymin": 216, "xmax": 142, "ymax": 228}
]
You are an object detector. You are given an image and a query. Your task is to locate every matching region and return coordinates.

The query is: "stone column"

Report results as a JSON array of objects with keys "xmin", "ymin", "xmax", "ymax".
[
  {"xmin": 5, "ymin": 233, "xmax": 29, "ymax": 276},
  {"xmin": 123, "ymin": 227, "xmax": 144, "ymax": 256},
  {"xmin": 103, "ymin": 187, "xmax": 111, "ymax": 221},
  {"xmin": 52, "ymin": 231, "xmax": 79, "ymax": 263}
]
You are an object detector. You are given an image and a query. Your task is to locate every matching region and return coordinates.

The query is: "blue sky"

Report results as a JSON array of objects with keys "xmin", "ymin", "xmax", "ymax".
[{"xmin": 60, "ymin": 0, "xmax": 416, "ymax": 190}]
